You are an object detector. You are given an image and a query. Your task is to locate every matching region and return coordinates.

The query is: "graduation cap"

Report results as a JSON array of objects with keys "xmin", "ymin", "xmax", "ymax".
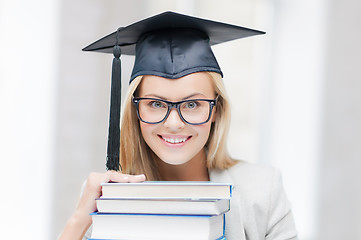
[{"xmin": 83, "ymin": 11, "xmax": 265, "ymax": 171}]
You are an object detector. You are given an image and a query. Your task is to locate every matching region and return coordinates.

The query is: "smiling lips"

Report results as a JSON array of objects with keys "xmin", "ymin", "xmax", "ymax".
[{"xmin": 159, "ymin": 135, "xmax": 191, "ymax": 144}]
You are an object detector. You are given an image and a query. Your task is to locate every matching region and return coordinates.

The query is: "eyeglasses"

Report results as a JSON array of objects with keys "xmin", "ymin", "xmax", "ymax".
[{"xmin": 132, "ymin": 97, "xmax": 217, "ymax": 125}]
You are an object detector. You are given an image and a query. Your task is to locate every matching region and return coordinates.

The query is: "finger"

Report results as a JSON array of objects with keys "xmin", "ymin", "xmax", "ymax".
[
  {"xmin": 105, "ymin": 171, "xmax": 146, "ymax": 183},
  {"xmin": 127, "ymin": 174, "xmax": 146, "ymax": 183},
  {"xmin": 105, "ymin": 171, "xmax": 131, "ymax": 183}
]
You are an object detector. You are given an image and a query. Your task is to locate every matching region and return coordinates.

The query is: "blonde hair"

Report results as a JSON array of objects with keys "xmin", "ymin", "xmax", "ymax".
[{"xmin": 119, "ymin": 72, "xmax": 237, "ymax": 180}]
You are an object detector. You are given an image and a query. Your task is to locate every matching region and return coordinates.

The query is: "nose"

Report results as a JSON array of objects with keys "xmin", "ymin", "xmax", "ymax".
[{"xmin": 163, "ymin": 108, "xmax": 185, "ymax": 130}]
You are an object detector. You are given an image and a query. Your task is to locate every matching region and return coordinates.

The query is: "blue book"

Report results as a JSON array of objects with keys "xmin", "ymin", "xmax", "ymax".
[{"xmin": 89, "ymin": 212, "xmax": 226, "ymax": 240}]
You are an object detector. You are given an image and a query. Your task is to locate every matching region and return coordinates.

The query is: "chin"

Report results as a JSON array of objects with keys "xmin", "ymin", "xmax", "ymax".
[{"xmin": 158, "ymin": 155, "xmax": 192, "ymax": 165}]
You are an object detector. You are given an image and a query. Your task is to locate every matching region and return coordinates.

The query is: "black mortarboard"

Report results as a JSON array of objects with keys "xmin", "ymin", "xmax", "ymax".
[{"xmin": 83, "ymin": 11, "xmax": 265, "ymax": 171}]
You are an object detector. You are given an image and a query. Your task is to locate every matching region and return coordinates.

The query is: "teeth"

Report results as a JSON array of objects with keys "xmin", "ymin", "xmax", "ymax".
[{"xmin": 162, "ymin": 137, "xmax": 187, "ymax": 144}]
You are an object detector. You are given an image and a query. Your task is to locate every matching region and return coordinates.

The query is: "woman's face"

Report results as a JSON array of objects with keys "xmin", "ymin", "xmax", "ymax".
[{"xmin": 137, "ymin": 72, "xmax": 216, "ymax": 165}]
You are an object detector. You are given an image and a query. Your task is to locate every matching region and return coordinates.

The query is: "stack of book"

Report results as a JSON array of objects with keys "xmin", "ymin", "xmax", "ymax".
[{"xmin": 88, "ymin": 181, "xmax": 232, "ymax": 240}]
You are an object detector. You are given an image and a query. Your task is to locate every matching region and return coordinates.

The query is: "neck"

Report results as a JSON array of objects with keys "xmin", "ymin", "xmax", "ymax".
[{"xmin": 156, "ymin": 149, "xmax": 210, "ymax": 181}]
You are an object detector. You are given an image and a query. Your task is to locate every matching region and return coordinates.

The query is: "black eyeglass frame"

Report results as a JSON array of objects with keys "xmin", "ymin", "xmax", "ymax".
[{"xmin": 132, "ymin": 97, "xmax": 217, "ymax": 125}]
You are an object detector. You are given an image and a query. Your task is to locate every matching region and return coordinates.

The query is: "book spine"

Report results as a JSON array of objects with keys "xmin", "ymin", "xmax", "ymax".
[
  {"xmin": 223, "ymin": 213, "xmax": 226, "ymax": 236},
  {"xmin": 91, "ymin": 212, "xmax": 219, "ymax": 218}
]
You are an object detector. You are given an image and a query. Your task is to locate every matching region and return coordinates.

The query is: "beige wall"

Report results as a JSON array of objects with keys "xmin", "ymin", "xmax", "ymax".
[{"xmin": 317, "ymin": 0, "xmax": 361, "ymax": 238}]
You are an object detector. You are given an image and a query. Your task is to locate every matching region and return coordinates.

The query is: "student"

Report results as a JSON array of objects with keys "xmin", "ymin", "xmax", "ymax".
[{"xmin": 59, "ymin": 12, "xmax": 298, "ymax": 240}]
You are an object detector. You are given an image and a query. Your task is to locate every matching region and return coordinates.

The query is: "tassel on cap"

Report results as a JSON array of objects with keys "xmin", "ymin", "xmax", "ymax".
[{"xmin": 106, "ymin": 28, "xmax": 122, "ymax": 171}]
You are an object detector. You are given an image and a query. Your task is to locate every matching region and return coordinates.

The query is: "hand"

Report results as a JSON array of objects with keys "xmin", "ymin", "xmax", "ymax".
[
  {"xmin": 58, "ymin": 171, "xmax": 146, "ymax": 240},
  {"xmin": 78, "ymin": 171, "xmax": 146, "ymax": 216}
]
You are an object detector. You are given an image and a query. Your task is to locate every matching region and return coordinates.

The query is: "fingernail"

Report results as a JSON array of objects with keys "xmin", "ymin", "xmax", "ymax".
[{"xmin": 135, "ymin": 174, "xmax": 145, "ymax": 178}]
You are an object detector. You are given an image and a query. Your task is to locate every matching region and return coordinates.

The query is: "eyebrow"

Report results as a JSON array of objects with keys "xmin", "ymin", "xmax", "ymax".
[{"xmin": 143, "ymin": 93, "xmax": 207, "ymax": 100}]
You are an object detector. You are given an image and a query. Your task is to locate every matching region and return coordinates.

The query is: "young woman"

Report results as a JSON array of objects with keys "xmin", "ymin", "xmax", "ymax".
[{"xmin": 59, "ymin": 12, "xmax": 298, "ymax": 240}]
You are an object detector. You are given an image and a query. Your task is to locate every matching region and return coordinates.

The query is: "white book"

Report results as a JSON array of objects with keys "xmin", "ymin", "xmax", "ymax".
[
  {"xmin": 96, "ymin": 198, "xmax": 230, "ymax": 215},
  {"xmin": 90, "ymin": 212, "xmax": 225, "ymax": 240},
  {"xmin": 101, "ymin": 181, "xmax": 232, "ymax": 199}
]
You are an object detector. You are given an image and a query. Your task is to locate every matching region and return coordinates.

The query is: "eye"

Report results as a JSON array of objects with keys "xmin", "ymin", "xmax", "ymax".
[
  {"xmin": 149, "ymin": 100, "xmax": 166, "ymax": 108},
  {"xmin": 185, "ymin": 101, "xmax": 198, "ymax": 109}
]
